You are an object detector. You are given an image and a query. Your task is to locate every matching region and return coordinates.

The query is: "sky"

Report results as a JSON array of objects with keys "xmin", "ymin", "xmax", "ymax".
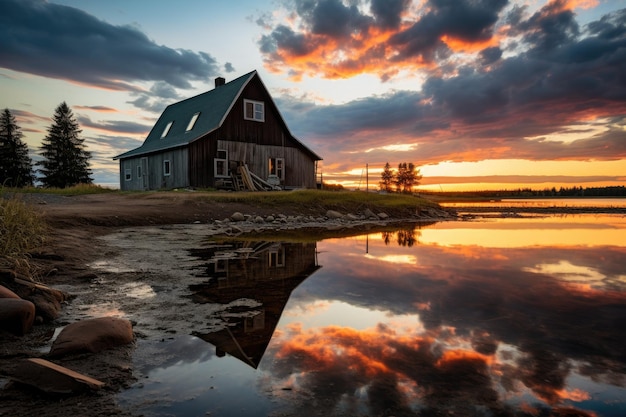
[{"xmin": 0, "ymin": 0, "xmax": 625, "ymax": 191}]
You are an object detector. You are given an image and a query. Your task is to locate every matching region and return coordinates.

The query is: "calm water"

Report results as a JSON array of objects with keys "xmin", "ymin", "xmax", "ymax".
[
  {"xmin": 114, "ymin": 214, "xmax": 626, "ymax": 416},
  {"xmin": 440, "ymin": 197, "xmax": 626, "ymax": 208}
]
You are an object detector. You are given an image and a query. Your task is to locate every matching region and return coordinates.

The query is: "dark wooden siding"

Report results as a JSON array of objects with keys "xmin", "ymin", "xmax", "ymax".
[{"xmin": 188, "ymin": 76, "xmax": 317, "ymax": 189}]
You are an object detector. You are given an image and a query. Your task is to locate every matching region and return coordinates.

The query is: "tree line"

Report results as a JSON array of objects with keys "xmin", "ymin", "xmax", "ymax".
[
  {"xmin": 379, "ymin": 162, "xmax": 422, "ymax": 193},
  {"xmin": 420, "ymin": 186, "xmax": 626, "ymax": 198},
  {"xmin": 0, "ymin": 103, "xmax": 92, "ymax": 188}
]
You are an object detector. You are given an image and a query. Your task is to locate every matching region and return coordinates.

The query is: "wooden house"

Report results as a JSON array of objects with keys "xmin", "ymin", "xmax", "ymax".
[{"xmin": 114, "ymin": 70, "xmax": 322, "ymax": 191}]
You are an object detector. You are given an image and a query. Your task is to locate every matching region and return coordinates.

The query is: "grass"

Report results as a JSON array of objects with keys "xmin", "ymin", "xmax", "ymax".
[
  {"xmin": 196, "ymin": 189, "xmax": 439, "ymax": 214},
  {"xmin": 3, "ymin": 183, "xmax": 116, "ymax": 196},
  {"xmin": 0, "ymin": 192, "xmax": 47, "ymax": 259}
]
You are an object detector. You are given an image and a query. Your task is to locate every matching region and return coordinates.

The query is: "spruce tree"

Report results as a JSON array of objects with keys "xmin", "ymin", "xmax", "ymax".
[
  {"xmin": 0, "ymin": 108, "xmax": 34, "ymax": 187},
  {"xmin": 379, "ymin": 162, "xmax": 395, "ymax": 192},
  {"xmin": 38, "ymin": 102, "xmax": 93, "ymax": 188}
]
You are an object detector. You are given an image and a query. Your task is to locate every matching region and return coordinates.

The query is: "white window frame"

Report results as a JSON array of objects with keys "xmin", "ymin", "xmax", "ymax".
[
  {"xmin": 244, "ymin": 99, "xmax": 264, "ymax": 122},
  {"xmin": 214, "ymin": 149, "xmax": 228, "ymax": 178},
  {"xmin": 163, "ymin": 160, "xmax": 171, "ymax": 176},
  {"xmin": 186, "ymin": 112, "xmax": 200, "ymax": 132},
  {"xmin": 269, "ymin": 157, "xmax": 284, "ymax": 180},
  {"xmin": 124, "ymin": 168, "xmax": 132, "ymax": 181},
  {"xmin": 161, "ymin": 121, "xmax": 173, "ymax": 138}
]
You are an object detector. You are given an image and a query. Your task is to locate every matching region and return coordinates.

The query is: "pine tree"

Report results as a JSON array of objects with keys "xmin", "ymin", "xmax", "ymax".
[
  {"xmin": 395, "ymin": 162, "xmax": 422, "ymax": 193},
  {"xmin": 37, "ymin": 102, "xmax": 93, "ymax": 188},
  {"xmin": 0, "ymin": 108, "xmax": 34, "ymax": 187},
  {"xmin": 379, "ymin": 162, "xmax": 395, "ymax": 192}
]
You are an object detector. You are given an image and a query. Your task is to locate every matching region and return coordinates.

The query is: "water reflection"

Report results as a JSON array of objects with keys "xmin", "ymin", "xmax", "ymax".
[
  {"xmin": 189, "ymin": 241, "xmax": 320, "ymax": 368},
  {"xmin": 118, "ymin": 216, "xmax": 626, "ymax": 417}
]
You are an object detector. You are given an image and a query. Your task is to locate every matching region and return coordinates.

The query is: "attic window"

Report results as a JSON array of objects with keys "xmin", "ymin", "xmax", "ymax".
[
  {"xmin": 161, "ymin": 121, "xmax": 173, "ymax": 138},
  {"xmin": 244, "ymin": 99, "xmax": 264, "ymax": 122},
  {"xmin": 186, "ymin": 112, "xmax": 200, "ymax": 132}
]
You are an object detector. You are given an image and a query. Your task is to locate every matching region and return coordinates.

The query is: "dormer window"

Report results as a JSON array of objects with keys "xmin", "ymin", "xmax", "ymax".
[
  {"xmin": 244, "ymin": 99, "xmax": 264, "ymax": 122},
  {"xmin": 186, "ymin": 112, "xmax": 200, "ymax": 132},
  {"xmin": 161, "ymin": 121, "xmax": 173, "ymax": 138}
]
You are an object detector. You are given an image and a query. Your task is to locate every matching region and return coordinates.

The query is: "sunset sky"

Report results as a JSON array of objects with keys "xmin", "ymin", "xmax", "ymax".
[{"xmin": 1, "ymin": 0, "xmax": 624, "ymax": 191}]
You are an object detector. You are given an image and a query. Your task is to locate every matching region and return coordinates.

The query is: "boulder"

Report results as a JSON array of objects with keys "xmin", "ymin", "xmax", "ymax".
[
  {"xmin": 0, "ymin": 298, "xmax": 36, "ymax": 335},
  {"xmin": 49, "ymin": 317, "xmax": 134, "ymax": 358},
  {"xmin": 363, "ymin": 208, "xmax": 377, "ymax": 219},
  {"xmin": 345, "ymin": 213, "xmax": 359, "ymax": 221},
  {"xmin": 0, "ymin": 285, "xmax": 20, "ymax": 299},
  {"xmin": 377, "ymin": 212, "xmax": 389, "ymax": 219},
  {"xmin": 254, "ymin": 215, "xmax": 265, "ymax": 223},
  {"xmin": 230, "ymin": 212, "xmax": 245, "ymax": 222},
  {"xmin": 265, "ymin": 215, "xmax": 275, "ymax": 222},
  {"xmin": 12, "ymin": 358, "xmax": 104, "ymax": 394},
  {"xmin": 326, "ymin": 210, "xmax": 343, "ymax": 219}
]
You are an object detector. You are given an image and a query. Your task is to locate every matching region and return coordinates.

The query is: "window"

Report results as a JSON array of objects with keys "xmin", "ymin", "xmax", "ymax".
[
  {"xmin": 124, "ymin": 169, "xmax": 132, "ymax": 181},
  {"xmin": 244, "ymin": 99, "xmax": 264, "ymax": 122},
  {"xmin": 137, "ymin": 165, "xmax": 142, "ymax": 178},
  {"xmin": 214, "ymin": 149, "xmax": 228, "ymax": 178},
  {"xmin": 186, "ymin": 112, "xmax": 200, "ymax": 132},
  {"xmin": 268, "ymin": 248, "xmax": 285, "ymax": 267},
  {"xmin": 161, "ymin": 121, "xmax": 173, "ymax": 138},
  {"xmin": 163, "ymin": 160, "xmax": 171, "ymax": 176},
  {"xmin": 269, "ymin": 157, "xmax": 284, "ymax": 180}
]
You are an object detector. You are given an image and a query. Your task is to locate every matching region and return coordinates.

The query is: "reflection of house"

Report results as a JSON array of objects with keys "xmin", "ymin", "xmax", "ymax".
[
  {"xmin": 114, "ymin": 70, "xmax": 322, "ymax": 191},
  {"xmin": 190, "ymin": 241, "xmax": 320, "ymax": 368}
]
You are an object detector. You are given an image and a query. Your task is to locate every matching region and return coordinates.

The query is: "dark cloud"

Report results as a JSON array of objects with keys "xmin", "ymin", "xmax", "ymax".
[
  {"xmin": 77, "ymin": 115, "xmax": 151, "ymax": 135},
  {"xmin": 275, "ymin": 4, "xmax": 626, "ymax": 165},
  {"xmin": 0, "ymin": 0, "xmax": 221, "ymax": 91},
  {"xmin": 370, "ymin": 0, "xmax": 410, "ymax": 29}
]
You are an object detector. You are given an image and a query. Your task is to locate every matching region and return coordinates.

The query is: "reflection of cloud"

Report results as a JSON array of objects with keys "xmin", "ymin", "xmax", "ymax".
[{"xmin": 286, "ymin": 235, "xmax": 626, "ymax": 413}]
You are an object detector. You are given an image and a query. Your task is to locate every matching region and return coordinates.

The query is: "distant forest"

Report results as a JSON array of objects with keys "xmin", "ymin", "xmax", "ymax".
[{"xmin": 419, "ymin": 186, "xmax": 626, "ymax": 198}]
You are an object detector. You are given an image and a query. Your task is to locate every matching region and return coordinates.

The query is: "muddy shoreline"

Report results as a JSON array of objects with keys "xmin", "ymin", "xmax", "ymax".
[{"xmin": 1, "ymin": 192, "xmax": 624, "ymax": 416}]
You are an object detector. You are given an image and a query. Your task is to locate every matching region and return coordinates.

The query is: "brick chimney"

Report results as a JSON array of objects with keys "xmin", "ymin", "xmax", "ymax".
[{"xmin": 215, "ymin": 77, "xmax": 225, "ymax": 88}]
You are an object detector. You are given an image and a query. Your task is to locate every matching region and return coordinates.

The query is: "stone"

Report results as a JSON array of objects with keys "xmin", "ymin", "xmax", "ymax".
[
  {"xmin": 49, "ymin": 317, "xmax": 134, "ymax": 358},
  {"xmin": 377, "ymin": 212, "xmax": 389, "ymax": 219},
  {"xmin": 363, "ymin": 208, "xmax": 377, "ymax": 219},
  {"xmin": 326, "ymin": 210, "xmax": 343, "ymax": 219},
  {"xmin": 345, "ymin": 213, "xmax": 359, "ymax": 221},
  {"xmin": 13, "ymin": 358, "xmax": 104, "ymax": 394},
  {"xmin": 0, "ymin": 298, "xmax": 36, "ymax": 335},
  {"xmin": 0, "ymin": 285, "xmax": 20, "ymax": 299},
  {"xmin": 230, "ymin": 212, "xmax": 245, "ymax": 222},
  {"xmin": 254, "ymin": 216, "xmax": 264, "ymax": 223},
  {"xmin": 265, "ymin": 215, "xmax": 275, "ymax": 222}
]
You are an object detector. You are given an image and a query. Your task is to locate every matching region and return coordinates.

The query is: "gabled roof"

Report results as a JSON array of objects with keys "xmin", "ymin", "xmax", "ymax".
[{"xmin": 114, "ymin": 70, "xmax": 321, "ymax": 161}]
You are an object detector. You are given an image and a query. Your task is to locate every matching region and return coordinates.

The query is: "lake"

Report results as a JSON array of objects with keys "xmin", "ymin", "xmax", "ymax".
[{"xmin": 102, "ymin": 213, "xmax": 626, "ymax": 416}]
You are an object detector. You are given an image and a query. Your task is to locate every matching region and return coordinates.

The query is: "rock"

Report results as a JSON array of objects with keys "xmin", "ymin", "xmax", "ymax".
[
  {"xmin": 0, "ymin": 298, "xmax": 36, "ymax": 335},
  {"xmin": 326, "ymin": 210, "xmax": 343, "ymax": 219},
  {"xmin": 49, "ymin": 317, "xmax": 134, "ymax": 358},
  {"xmin": 345, "ymin": 213, "xmax": 359, "ymax": 221},
  {"xmin": 12, "ymin": 358, "xmax": 104, "ymax": 394},
  {"xmin": 266, "ymin": 215, "xmax": 275, "ymax": 222},
  {"xmin": 0, "ymin": 285, "xmax": 20, "ymax": 299},
  {"xmin": 27, "ymin": 288, "xmax": 65, "ymax": 322},
  {"xmin": 230, "ymin": 212, "xmax": 245, "ymax": 222},
  {"xmin": 363, "ymin": 208, "xmax": 377, "ymax": 219},
  {"xmin": 254, "ymin": 215, "xmax": 264, "ymax": 223},
  {"xmin": 377, "ymin": 212, "xmax": 389, "ymax": 219}
]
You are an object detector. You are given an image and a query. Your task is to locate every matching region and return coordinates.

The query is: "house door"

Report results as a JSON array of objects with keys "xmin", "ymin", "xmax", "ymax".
[{"xmin": 140, "ymin": 157, "xmax": 149, "ymax": 190}]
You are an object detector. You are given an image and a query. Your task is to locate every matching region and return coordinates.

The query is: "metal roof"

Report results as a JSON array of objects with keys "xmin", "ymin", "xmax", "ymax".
[{"xmin": 114, "ymin": 70, "xmax": 254, "ymax": 160}]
